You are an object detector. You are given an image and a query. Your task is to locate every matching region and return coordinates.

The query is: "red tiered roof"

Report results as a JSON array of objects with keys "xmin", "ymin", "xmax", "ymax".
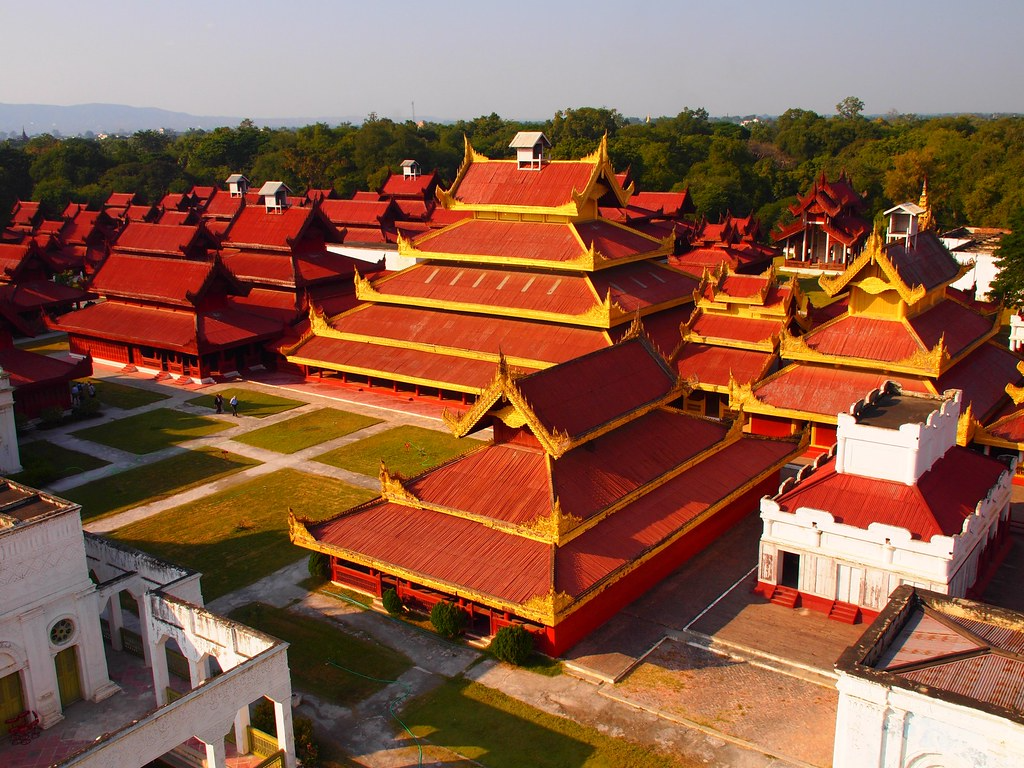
[
  {"xmin": 936, "ymin": 342, "xmax": 1023, "ymax": 421},
  {"xmin": 690, "ymin": 314, "xmax": 782, "ymax": 344},
  {"xmin": 319, "ymin": 199, "xmax": 397, "ymax": 227},
  {"xmin": 909, "ymin": 300, "xmax": 995, "ymax": 358},
  {"xmin": 753, "ymin": 365, "xmax": 930, "ymax": 418},
  {"xmin": 802, "ymin": 315, "xmax": 924, "ymax": 363},
  {"xmin": 381, "ymin": 170, "xmax": 439, "ymax": 199},
  {"xmin": 112, "ymin": 222, "xmax": 210, "ymax": 258},
  {"xmin": 675, "ymin": 344, "xmax": 773, "ymax": 389},
  {"xmin": 224, "ymin": 205, "xmax": 338, "ymax": 250},
  {"xmin": 453, "ymin": 161, "xmax": 596, "ymax": 208},
  {"xmin": 88, "ymin": 253, "xmax": 220, "ymax": 306},
  {"xmin": 885, "ymin": 232, "xmax": 964, "ymax": 292},
  {"xmin": 775, "ymin": 447, "xmax": 1008, "ymax": 540}
]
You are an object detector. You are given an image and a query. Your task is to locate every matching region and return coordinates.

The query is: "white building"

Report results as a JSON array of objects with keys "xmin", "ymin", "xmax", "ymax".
[
  {"xmin": 756, "ymin": 383, "xmax": 1013, "ymax": 623},
  {"xmin": 833, "ymin": 585, "xmax": 1024, "ymax": 768},
  {"xmin": 0, "ymin": 478, "xmax": 296, "ymax": 768},
  {"xmin": 940, "ymin": 225, "xmax": 1008, "ymax": 301}
]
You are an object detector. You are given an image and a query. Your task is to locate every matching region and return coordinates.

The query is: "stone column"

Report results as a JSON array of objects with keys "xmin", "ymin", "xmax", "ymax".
[
  {"xmin": 136, "ymin": 593, "xmax": 153, "ymax": 668},
  {"xmin": 150, "ymin": 638, "xmax": 170, "ymax": 707},
  {"xmin": 202, "ymin": 737, "xmax": 227, "ymax": 768},
  {"xmin": 233, "ymin": 705, "xmax": 251, "ymax": 754},
  {"xmin": 273, "ymin": 697, "xmax": 297, "ymax": 768},
  {"xmin": 107, "ymin": 595, "xmax": 124, "ymax": 652}
]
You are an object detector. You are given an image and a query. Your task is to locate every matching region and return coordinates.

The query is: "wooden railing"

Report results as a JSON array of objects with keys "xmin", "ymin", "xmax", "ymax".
[{"xmin": 254, "ymin": 752, "xmax": 285, "ymax": 768}]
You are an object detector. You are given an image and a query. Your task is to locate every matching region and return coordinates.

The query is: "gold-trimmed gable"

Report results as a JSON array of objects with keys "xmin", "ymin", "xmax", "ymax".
[
  {"xmin": 442, "ymin": 353, "xmax": 519, "ymax": 437},
  {"xmin": 956, "ymin": 404, "xmax": 977, "ymax": 446},
  {"xmin": 521, "ymin": 499, "xmax": 584, "ymax": 545},
  {"xmin": 379, "ymin": 461, "xmax": 420, "ymax": 506},
  {"xmin": 436, "ymin": 136, "xmax": 489, "ymax": 210},
  {"xmin": 1007, "ymin": 363, "xmax": 1024, "ymax": 405}
]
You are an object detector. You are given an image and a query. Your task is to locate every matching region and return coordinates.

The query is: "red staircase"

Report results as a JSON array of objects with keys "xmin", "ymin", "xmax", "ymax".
[
  {"xmin": 827, "ymin": 601, "xmax": 861, "ymax": 624},
  {"xmin": 769, "ymin": 585, "xmax": 799, "ymax": 609}
]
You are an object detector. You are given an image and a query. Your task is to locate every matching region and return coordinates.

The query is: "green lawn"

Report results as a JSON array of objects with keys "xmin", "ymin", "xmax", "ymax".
[
  {"xmin": 401, "ymin": 678, "xmax": 695, "ymax": 768},
  {"xmin": 229, "ymin": 602, "xmax": 411, "ymax": 706},
  {"xmin": 64, "ymin": 447, "xmax": 261, "ymax": 521},
  {"xmin": 315, "ymin": 425, "xmax": 472, "ymax": 477},
  {"xmin": 8, "ymin": 440, "xmax": 110, "ymax": 487},
  {"xmin": 187, "ymin": 388, "xmax": 304, "ymax": 419},
  {"xmin": 83, "ymin": 378, "xmax": 170, "ymax": 410},
  {"xmin": 15, "ymin": 334, "xmax": 69, "ymax": 355},
  {"xmin": 72, "ymin": 408, "xmax": 230, "ymax": 454},
  {"xmin": 234, "ymin": 408, "xmax": 381, "ymax": 454},
  {"xmin": 110, "ymin": 468, "xmax": 377, "ymax": 600}
]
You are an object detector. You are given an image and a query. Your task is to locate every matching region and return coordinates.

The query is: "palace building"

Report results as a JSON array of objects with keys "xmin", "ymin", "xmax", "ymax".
[
  {"xmin": 289, "ymin": 328, "xmax": 803, "ymax": 655},
  {"xmin": 773, "ymin": 172, "xmax": 871, "ymax": 270},
  {"xmin": 756, "ymin": 384, "xmax": 1013, "ymax": 624},
  {"xmin": 672, "ymin": 265, "xmax": 806, "ymax": 419},
  {"xmin": 282, "ymin": 133, "xmax": 700, "ymax": 403},
  {"xmin": 733, "ymin": 201, "xmax": 1023, "ymax": 454}
]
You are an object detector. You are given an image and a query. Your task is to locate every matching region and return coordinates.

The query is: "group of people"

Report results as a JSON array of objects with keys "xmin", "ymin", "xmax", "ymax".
[
  {"xmin": 70, "ymin": 381, "xmax": 96, "ymax": 407},
  {"xmin": 213, "ymin": 393, "xmax": 239, "ymax": 416}
]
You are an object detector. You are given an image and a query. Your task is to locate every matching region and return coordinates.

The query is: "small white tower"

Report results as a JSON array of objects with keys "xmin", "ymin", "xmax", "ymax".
[
  {"xmin": 509, "ymin": 132, "xmax": 552, "ymax": 170},
  {"xmin": 0, "ymin": 368, "xmax": 22, "ymax": 475}
]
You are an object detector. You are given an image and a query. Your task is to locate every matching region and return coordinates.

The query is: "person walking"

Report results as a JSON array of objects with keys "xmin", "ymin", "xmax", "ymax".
[
  {"xmin": 214, "ymin": 393, "xmax": 224, "ymax": 414},
  {"xmin": 87, "ymin": 382, "xmax": 96, "ymax": 398},
  {"xmin": 229, "ymin": 395, "xmax": 239, "ymax": 417}
]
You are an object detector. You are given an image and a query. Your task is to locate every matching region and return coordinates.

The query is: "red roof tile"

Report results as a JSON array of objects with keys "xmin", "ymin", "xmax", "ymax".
[
  {"xmin": 453, "ymin": 161, "xmax": 597, "ymax": 208},
  {"xmin": 775, "ymin": 447, "xmax": 1008, "ymax": 540}
]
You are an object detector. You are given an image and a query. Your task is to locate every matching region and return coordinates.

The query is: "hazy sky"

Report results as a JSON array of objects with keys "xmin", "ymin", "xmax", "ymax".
[{"xmin": 3, "ymin": 0, "xmax": 1021, "ymax": 121}]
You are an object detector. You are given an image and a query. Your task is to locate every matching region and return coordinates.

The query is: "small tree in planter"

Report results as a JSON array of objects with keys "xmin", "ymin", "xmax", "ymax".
[
  {"xmin": 430, "ymin": 600, "xmax": 466, "ymax": 639},
  {"xmin": 491, "ymin": 623, "xmax": 534, "ymax": 666},
  {"xmin": 382, "ymin": 587, "xmax": 404, "ymax": 616},
  {"xmin": 307, "ymin": 552, "xmax": 331, "ymax": 583}
]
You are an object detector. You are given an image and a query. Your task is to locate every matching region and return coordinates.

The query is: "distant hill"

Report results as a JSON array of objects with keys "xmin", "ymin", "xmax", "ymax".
[{"xmin": 0, "ymin": 103, "xmax": 371, "ymax": 137}]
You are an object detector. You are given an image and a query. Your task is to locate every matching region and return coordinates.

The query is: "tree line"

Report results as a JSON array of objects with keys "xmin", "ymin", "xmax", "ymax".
[{"xmin": 2, "ymin": 104, "xmax": 1023, "ymax": 237}]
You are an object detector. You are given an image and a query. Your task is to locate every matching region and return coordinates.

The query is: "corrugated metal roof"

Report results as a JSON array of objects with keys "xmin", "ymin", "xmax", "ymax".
[
  {"xmin": 309, "ymin": 501, "xmax": 552, "ymax": 604},
  {"xmin": 320, "ymin": 199, "xmax": 394, "ymax": 226},
  {"xmin": 414, "ymin": 219, "xmax": 585, "ymax": 262},
  {"xmin": 885, "ymin": 232, "xmax": 962, "ymax": 292},
  {"xmin": 909, "ymin": 300, "xmax": 994, "ymax": 358},
  {"xmin": 803, "ymin": 315, "xmax": 923, "ymax": 362},
  {"xmin": 113, "ymin": 221, "xmax": 202, "ymax": 256},
  {"xmin": 453, "ymin": 161, "xmax": 596, "ymax": 208},
  {"xmin": 0, "ymin": 346, "xmax": 90, "ymax": 389},
  {"xmin": 224, "ymin": 205, "xmax": 325, "ymax": 250},
  {"xmin": 328, "ymin": 304, "xmax": 610, "ymax": 363},
  {"xmin": 556, "ymin": 436, "xmax": 795, "ymax": 596},
  {"xmin": 573, "ymin": 220, "xmax": 662, "ymax": 261},
  {"xmin": 90, "ymin": 253, "xmax": 215, "ymax": 306},
  {"xmin": 675, "ymin": 344, "xmax": 773, "ymax": 388},
  {"xmin": 691, "ymin": 314, "xmax": 781, "ymax": 343},
  {"xmin": 775, "ymin": 446, "xmax": 1007, "ymax": 540},
  {"xmin": 937, "ymin": 342, "xmax": 1023, "ymax": 421},
  {"xmin": 515, "ymin": 336, "xmax": 675, "ymax": 439},
  {"xmin": 754, "ymin": 365, "xmax": 929, "ymax": 417},
  {"xmin": 591, "ymin": 263, "xmax": 698, "ymax": 312},
  {"xmin": 408, "ymin": 443, "xmax": 551, "ymax": 525}
]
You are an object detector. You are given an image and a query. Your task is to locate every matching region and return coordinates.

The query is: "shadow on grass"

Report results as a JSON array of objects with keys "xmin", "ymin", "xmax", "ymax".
[
  {"xmin": 72, "ymin": 408, "xmax": 230, "ymax": 454},
  {"xmin": 65, "ymin": 447, "xmax": 260, "ymax": 522}
]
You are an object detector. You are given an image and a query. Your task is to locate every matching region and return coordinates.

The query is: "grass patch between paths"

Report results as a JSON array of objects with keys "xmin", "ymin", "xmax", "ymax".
[
  {"xmin": 8, "ymin": 440, "xmax": 110, "ymax": 487},
  {"xmin": 64, "ymin": 447, "xmax": 261, "ymax": 521},
  {"xmin": 72, "ymin": 407, "xmax": 230, "ymax": 454},
  {"xmin": 83, "ymin": 378, "xmax": 170, "ymax": 410},
  {"xmin": 110, "ymin": 468, "xmax": 377, "ymax": 601},
  {"xmin": 15, "ymin": 334, "xmax": 70, "ymax": 355},
  {"xmin": 401, "ymin": 677, "xmax": 696, "ymax": 768},
  {"xmin": 316, "ymin": 425, "xmax": 472, "ymax": 477},
  {"xmin": 187, "ymin": 388, "xmax": 304, "ymax": 419},
  {"xmin": 229, "ymin": 602, "xmax": 411, "ymax": 706},
  {"xmin": 234, "ymin": 408, "xmax": 380, "ymax": 454}
]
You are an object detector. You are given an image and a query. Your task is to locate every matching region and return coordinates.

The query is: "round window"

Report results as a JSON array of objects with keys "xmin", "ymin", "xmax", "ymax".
[{"xmin": 50, "ymin": 619, "xmax": 75, "ymax": 646}]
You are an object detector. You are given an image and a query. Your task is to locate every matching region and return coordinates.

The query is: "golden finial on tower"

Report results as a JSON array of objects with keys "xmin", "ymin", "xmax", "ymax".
[{"xmin": 917, "ymin": 178, "xmax": 934, "ymax": 231}]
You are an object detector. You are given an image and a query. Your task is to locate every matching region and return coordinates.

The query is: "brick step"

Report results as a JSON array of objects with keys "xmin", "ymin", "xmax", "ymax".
[
  {"xmin": 769, "ymin": 585, "xmax": 799, "ymax": 609},
  {"xmin": 828, "ymin": 601, "xmax": 861, "ymax": 624}
]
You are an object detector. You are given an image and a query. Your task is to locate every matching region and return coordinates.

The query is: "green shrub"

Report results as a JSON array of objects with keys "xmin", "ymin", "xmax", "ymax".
[
  {"xmin": 430, "ymin": 600, "xmax": 466, "ymax": 639},
  {"xmin": 307, "ymin": 552, "xmax": 331, "ymax": 583},
  {"xmin": 39, "ymin": 406, "xmax": 65, "ymax": 428},
  {"xmin": 14, "ymin": 412, "xmax": 30, "ymax": 434},
  {"xmin": 382, "ymin": 587, "xmax": 403, "ymax": 616},
  {"xmin": 73, "ymin": 397, "xmax": 101, "ymax": 419},
  {"xmin": 491, "ymin": 623, "xmax": 534, "ymax": 666}
]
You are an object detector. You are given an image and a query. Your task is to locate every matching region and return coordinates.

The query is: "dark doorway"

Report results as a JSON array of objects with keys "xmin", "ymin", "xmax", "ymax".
[{"xmin": 780, "ymin": 551, "xmax": 801, "ymax": 589}]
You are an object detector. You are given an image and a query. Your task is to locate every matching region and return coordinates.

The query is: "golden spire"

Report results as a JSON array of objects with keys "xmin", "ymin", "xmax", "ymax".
[{"xmin": 917, "ymin": 178, "xmax": 934, "ymax": 232}]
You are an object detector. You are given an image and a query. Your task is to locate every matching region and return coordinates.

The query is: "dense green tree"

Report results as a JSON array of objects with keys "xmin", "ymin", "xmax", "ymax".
[
  {"xmin": 989, "ymin": 207, "xmax": 1024, "ymax": 308},
  {"xmin": 836, "ymin": 96, "xmax": 865, "ymax": 120}
]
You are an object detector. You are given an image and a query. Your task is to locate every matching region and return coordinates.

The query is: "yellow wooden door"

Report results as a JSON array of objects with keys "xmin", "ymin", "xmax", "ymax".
[
  {"xmin": 0, "ymin": 671, "xmax": 25, "ymax": 736},
  {"xmin": 55, "ymin": 647, "xmax": 81, "ymax": 708}
]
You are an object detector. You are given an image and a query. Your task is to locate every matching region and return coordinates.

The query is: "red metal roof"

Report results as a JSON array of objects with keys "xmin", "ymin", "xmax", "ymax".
[
  {"xmin": 57, "ymin": 300, "xmax": 280, "ymax": 352},
  {"xmin": 556, "ymin": 436, "xmax": 796, "ymax": 596},
  {"xmin": 986, "ymin": 407, "xmax": 1024, "ymax": 443},
  {"xmin": 515, "ymin": 336, "xmax": 676, "ymax": 440},
  {"xmin": 775, "ymin": 447, "xmax": 1008, "ymax": 540},
  {"xmin": 453, "ymin": 161, "xmax": 597, "ymax": 208},
  {"xmin": 394, "ymin": 199, "xmax": 430, "ymax": 219},
  {"xmin": 319, "ymin": 199, "xmax": 395, "ymax": 226},
  {"xmin": 629, "ymin": 190, "xmax": 693, "ymax": 216},
  {"xmin": 223, "ymin": 205, "xmax": 340, "ymax": 250},
  {"xmin": 380, "ymin": 171, "xmax": 438, "ymax": 199},
  {"xmin": 691, "ymin": 314, "xmax": 781, "ymax": 344},
  {"xmin": 803, "ymin": 315, "xmax": 923, "ymax": 362},
  {"xmin": 89, "ymin": 253, "xmax": 217, "ymax": 306},
  {"xmin": 413, "ymin": 219, "xmax": 586, "ymax": 263},
  {"xmin": 221, "ymin": 250, "xmax": 357, "ymax": 288},
  {"xmin": 326, "ymin": 304, "xmax": 609, "ymax": 364},
  {"xmin": 372, "ymin": 264, "xmax": 600, "ymax": 316},
  {"xmin": 0, "ymin": 280, "xmax": 90, "ymax": 310},
  {"xmin": 675, "ymin": 344, "xmax": 773, "ymax": 388},
  {"xmin": 590, "ymin": 263, "xmax": 698, "ymax": 312},
  {"xmin": 0, "ymin": 346, "xmax": 90, "ymax": 389},
  {"xmin": 408, "ymin": 443, "xmax": 550, "ymax": 526},
  {"xmin": 937, "ymin": 341, "xmax": 1023, "ymax": 421},
  {"xmin": 289, "ymin": 334, "xmax": 525, "ymax": 390},
  {"xmin": 309, "ymin": 501, "xmax": 552, "ymax": 604},
  {"xmin": 226, "ymin": 288, "xmax": 301, "ymax": 323},
  {"xmin": 426, "ymin": 207, "xmax": 472, "ymax": 227},
  {"xmin": 552, "ymin": 410, "xmax": 728, "ymax": 521},
  {"xmin": 113, "ymin": 221, "xmax": 204, "ymax": 256},
  {"xmin": 105, "ymin": 192, "xmax": 136, "ymax": 208},
  {"xmin": 909, "ymin": 298, "xmax": 994, "ymax": 358},
  {"xmin": 754, "ymin": 365, "xmax": 930, "ymax": 417},
  {"xmin": 573, "ymin": 220, "xmax": 663, "ymax": 261},
  {"xmin": 0, "ymin": 242, "xmax": 33, "ymax": 279},
  {"xmin": 885, "ymin": 232, "xmax": 962, "ymax": 292},
  {"xmin": 201, "ymin": 189, "xmax": 244, "ymax": 219}
]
